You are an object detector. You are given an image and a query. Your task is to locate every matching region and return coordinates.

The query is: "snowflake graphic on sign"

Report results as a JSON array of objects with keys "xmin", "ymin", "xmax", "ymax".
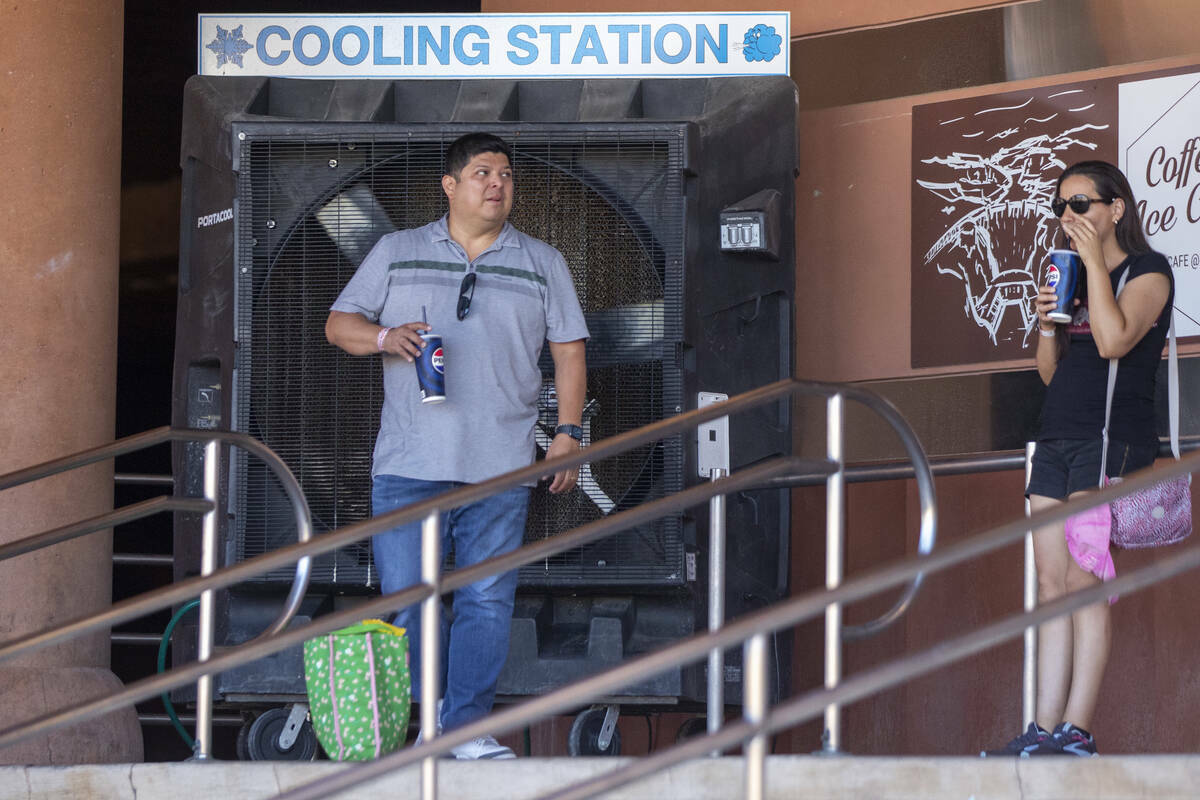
[
  {"xmin": 741, "ymin": 25, "xmax": 782, "ymax": 62},
  {"xmin": 206, "ymin": 25, "xmax": 253, "ymax": 69}
]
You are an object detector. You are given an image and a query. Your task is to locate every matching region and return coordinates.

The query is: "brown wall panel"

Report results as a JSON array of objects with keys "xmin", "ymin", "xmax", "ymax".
[
  {"xmin": 791, "ymin": 9, "xmax": 1008, "ymax": 109},
  {"xmin": 1007, "ymin": 0, "xmax": 1200, "ymax": 80},
  {"xmin": 788, "ymin": 467, "xmax": 1200, "ymax": 754},
  {"xmin": 482, "ymin": 0, "xmax": 1032, "ymax": 38},
  {"xmin": 788, "ymin": 470, "xmax": 1033, "ymax": 754},
  {"xmin": 1088, "ymin": 0, "xmax": 1200, "ymax": 64},
  {"xmin": 1096, "ymin": 535, "xmax": 1200, "ymax": 753}
]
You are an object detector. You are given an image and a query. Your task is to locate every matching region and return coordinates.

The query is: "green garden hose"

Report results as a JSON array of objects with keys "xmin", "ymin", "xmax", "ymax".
[{"xmin": 157, "ymin": 599, "xmax": 201, "ymax": 750}]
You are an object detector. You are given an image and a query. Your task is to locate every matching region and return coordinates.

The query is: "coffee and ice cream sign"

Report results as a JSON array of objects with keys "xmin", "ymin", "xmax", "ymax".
[{"xmin": 1120, "ymin": 71, "xmax": 1200, "ymax": 339}]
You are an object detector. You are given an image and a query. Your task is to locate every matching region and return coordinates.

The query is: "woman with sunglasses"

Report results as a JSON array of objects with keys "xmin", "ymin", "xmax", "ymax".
[{"xmin": 983, "ymin": 160, "xmax": 1173, "ymax": 758}]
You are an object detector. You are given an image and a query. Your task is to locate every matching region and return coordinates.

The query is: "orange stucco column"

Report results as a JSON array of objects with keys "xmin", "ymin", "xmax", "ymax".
[{"xmin": 0, "ymin": 0, "xmax": 142, "ymax": 763}]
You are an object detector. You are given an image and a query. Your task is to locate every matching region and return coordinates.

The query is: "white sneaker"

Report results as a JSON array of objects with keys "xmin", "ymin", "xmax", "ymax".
[
  {"xmin": 413, "ymin": 726, "xmax": 442, "ymax": 746},
  {"xmin": 451, "ymin": 735, "xmax": 516, "ymax": 760},
  {"xmin": 413, "ymin": 699, "xmax": 444, "ymax": 746}
]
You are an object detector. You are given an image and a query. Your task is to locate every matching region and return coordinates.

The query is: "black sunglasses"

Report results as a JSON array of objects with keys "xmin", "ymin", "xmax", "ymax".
[
  {"xmin": 1051, "ymin": 194, "xmax": 1114, "ymax": 218},
  {"xmin": 457, "ymin": 272, "xmax": 477, "ymax": 321}
]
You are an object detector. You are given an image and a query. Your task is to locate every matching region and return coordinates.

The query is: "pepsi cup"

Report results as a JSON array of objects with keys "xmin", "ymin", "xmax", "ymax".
[
  {"xmin": 414, "ymin": 333, "xmax": 445, "ymax": 404},
  {"xmin": 1046, "ymin": 249, "xmax": 1081, "ymax": 324}
]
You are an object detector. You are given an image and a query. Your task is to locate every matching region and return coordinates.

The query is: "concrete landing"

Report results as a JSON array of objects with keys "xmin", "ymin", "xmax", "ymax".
[{"xmin": 3, "ymin": 756, "xmax": 1199, "ymax": 799}]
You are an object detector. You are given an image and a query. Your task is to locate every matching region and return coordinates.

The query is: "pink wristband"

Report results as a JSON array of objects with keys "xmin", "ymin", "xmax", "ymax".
[{"xmin": 377, "ymin": 327, "xmax": 392, "ymax": 352}]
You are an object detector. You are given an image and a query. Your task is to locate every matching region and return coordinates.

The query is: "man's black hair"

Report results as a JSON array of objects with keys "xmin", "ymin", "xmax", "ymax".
[{"xmin": 444, "ymin": 133, "xmax": 513, "ymax": 179}]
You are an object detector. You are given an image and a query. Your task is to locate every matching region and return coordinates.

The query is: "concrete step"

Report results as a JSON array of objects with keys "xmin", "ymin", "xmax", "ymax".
[{"xmin": 3, "ymin": 755, "xmax": 1200, "ymax": 800}]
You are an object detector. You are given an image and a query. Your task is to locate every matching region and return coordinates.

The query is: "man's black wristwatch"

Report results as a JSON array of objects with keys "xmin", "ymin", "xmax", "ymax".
[{"xmin": 554, "ymin": 423, "xmax": 584, "ymax": 442}]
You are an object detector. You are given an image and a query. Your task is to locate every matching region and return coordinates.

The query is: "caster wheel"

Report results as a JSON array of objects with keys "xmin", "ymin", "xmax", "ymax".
[
  {"xmin": 236, "ymin": 721, "xmax": 252, "ymax": 761},
  {"xmin": 567, "ymin": 708, "xmax": 621, "ymax": 756},
  {"xmin": 241, "ymin": 707, "xmax": 318, "ymax": 761}
]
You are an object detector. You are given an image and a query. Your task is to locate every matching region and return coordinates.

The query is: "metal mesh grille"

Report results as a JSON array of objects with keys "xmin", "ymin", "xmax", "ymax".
[{"xmin": 233, "ymin": 126, "xmax": 685, "ymax": 587}]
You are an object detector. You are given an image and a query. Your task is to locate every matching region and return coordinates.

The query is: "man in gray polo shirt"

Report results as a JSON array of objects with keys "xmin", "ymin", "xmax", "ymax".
[{"xmin": 326, "ymin": 132, "xmax": 588, "ymax": 759}]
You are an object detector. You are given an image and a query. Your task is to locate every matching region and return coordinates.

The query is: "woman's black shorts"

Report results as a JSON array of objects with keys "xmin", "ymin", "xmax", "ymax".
[{"xmin": 1025, "ymin": 438, "xmax": 1159, "ymax": 500}]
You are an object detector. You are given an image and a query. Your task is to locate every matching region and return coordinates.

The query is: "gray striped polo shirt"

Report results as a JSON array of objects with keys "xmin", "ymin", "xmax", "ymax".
[{"xmin": 331, "ymin": 216, "xmax": 589, "ymax": 484}]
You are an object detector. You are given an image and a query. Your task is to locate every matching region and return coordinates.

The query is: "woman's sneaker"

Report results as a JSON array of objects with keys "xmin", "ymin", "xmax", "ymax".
[
  {"xmin": 980, "ymin": 722, "xmax": 1053, "ymax": 757},
  {"xmin": 1051, "ymin": 722, "xmax": 1099, "ymax": 757}
]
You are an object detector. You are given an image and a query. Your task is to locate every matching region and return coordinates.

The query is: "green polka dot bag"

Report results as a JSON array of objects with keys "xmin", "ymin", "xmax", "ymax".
[{"xmin": 303, "ymin": 619, "xmax": 411, "ymax": 761}]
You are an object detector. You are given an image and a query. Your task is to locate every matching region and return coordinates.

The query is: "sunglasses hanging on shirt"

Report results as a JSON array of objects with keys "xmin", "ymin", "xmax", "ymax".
[
  {"xmin": 457, "ymin": 272, "xmax": 477, "ymax": 321},
  {"xmin": 1050, "ymin": 194, "xmax": 1114, "ymax": 218}
]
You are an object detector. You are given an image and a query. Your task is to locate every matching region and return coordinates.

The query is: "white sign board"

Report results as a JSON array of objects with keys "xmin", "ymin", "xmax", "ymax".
[
  {"xmin": 198, "ymin": 13, "xmax": 790, "ymax": 79},
  {"xmin": 1119, "ymin": 71, "xmax": 1200, "ymax": 338}
]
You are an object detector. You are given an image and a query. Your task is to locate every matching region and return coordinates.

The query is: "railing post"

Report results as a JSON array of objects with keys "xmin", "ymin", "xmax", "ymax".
[
  {"xmin": 421, "ymin": 510, "xmax": 442, "ymax": 800},
  {"xmin": 1023, "ymin": 442, "xmax": 1038, "ymax": 728},
  {"xmin": 193, "ymin": 439, "xmax": 219, "ymax": 760},
  {"xmin": 821, "ymin": 392, "xmax": 845, "ymax": 755},
  {"xmin": 706, "ymin": 467, "xmax": 727, "ymax": 753},
  {"xmin": 743, "ymin": 632, "xmax": 768, "ymax": 800}
]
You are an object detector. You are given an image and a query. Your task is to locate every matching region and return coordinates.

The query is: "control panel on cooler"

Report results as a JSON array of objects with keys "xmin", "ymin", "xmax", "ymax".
[{"xmin": 718, "ymin": 188, "xmax": 782, "ymax": 260}]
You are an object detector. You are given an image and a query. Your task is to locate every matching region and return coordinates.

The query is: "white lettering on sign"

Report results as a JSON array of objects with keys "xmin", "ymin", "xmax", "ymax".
[
  {"xmin": 1119, "ymin": 70, "xmax": 1200, "ymax": 337},
  {"xmin": 196, "ymin": 208, "xmax": 234, "ymax": 228}
]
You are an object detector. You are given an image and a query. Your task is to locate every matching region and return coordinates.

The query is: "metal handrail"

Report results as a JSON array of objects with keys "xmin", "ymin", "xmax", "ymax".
[
  {"xmin": 115, "ymin": 472, "xmax": 175, "ymax": 487},
  {"xmin": 767, "ymin": 434, "xmax": 1200, "ymax": 488},
  {"xmin": 0, "ymin": 458, "xmax": 798, "ymax": 751},
  {"xmin": 0, "ymin": 428, "xmax": 315, "ymax": 757},
  {"xmin": 3, "ymin": 381, "xmax": 1189, "ymax": 798},
  {"xmin": 818, "ymin": 387, "xmax": 938, "ymax": 644},
  {"xmin": 0, "ymin": 377, "xmax": 936, "ymax": 761},
  {"xmin": 1, "ymin": 426, "xmax": 180, "ymax": 490},
  {"xmin": 271, "ymin": 447, "xmax": 1200, "ymax": 800},
  {"xmin": 0, "ymin": 428, "xmax": 313, "ymax": 647},
  {"xmin": 0, "ymin": 496, "xmax": 209, "ymax": 562},
  {"xmin": 0, "ymin": 379, "xmax": 928, "ymax": 663},
  {"xmin": 533, "ymin": 525, "xmax": 1200, "ymax": 800},
  {"xmin": 113, "ymin": 553, "xmax": 174, "ymax": 567},
  {"xmin": 0, "ymin": 386, "xmax": 784, "ymax": 663}
]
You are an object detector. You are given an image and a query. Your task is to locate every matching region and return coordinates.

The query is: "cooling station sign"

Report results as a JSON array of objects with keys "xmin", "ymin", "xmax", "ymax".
[{"xmin": 198, "ymin": 13, "xmax": 790, "ymax": 79}]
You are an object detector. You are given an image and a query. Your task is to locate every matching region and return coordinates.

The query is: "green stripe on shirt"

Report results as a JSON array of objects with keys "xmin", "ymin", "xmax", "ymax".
[
  {"xmin": 387, "ymin": 260, "xmax": 463, "ymax": 274},
  {"xmin": 476, "ymin": 263, "xmax": 547, "ymax": 287},
  {"xmin": 387, "ymin": 259, "xmax": 547, "ymax": 288}
]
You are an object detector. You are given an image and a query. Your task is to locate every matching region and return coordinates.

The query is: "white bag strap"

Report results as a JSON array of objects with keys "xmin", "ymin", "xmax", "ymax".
[
  {"xmin": 1168, "ymin": 297, "xmax": 1181, "ymax": 461},
  {"xmin": 1099, "ymin": 264, "xmax": 1178, "ymax": 487}
]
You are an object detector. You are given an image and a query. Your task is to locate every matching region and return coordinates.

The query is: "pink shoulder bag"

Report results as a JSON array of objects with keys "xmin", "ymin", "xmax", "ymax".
[{"xmin": 1100, "ymin": 267, "xmax": 1191, "ymax": 549}]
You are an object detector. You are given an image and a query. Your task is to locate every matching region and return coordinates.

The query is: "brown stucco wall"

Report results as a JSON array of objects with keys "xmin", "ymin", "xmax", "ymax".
[
  {"xmin": 0, "ymin": 0, "xmax": 143, "ymax": 764},
  {"xmin": 481, "ymin": 0, "xmax": 1033, "ymax": 37}
]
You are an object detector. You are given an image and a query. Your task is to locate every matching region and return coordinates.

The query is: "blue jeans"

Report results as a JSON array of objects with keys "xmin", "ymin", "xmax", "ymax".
[{"xmin": 371, "ymin": 474, "xmax": 529, "ymax": 732}]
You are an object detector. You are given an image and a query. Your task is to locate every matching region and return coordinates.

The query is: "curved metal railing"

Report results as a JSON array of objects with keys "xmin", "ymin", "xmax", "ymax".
[
  {"xmin": 0, "ymin": 428, "xmax": 314, "ymax": 644},
  {"xmin": 6, "ymin": 376, "xmax": 1197, "ymax": 800},
  {"xmin": 819, "ymin": 384, "xmax": 938, "ymax": 641},
  {"xmin": 0, "ymin": 427, "xmax": 314, "ymax": 757},
  {"xmin": 0, "ymin": 378, "xmax": 936, "ymax": 770},
  {"xmin": 272, "ymin": 446, "xmax": 1200, "ymax": 800}
]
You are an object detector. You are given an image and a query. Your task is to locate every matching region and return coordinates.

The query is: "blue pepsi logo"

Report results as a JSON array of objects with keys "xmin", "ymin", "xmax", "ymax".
[
  {"xmin": 431, "ymin": 347, "xmax": 445, "ymax": 374},
  {"xmin": 1046, "ymin": 265, "xmax": 1060, "ymax": 289}
]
